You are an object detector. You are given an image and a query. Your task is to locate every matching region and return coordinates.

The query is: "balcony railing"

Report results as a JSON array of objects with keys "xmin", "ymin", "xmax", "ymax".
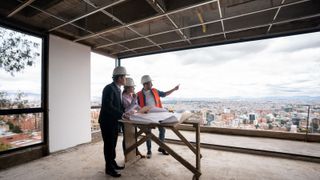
[{"xmin": 90, "ymin": 103, "xmax": 320, "ymax": 142}]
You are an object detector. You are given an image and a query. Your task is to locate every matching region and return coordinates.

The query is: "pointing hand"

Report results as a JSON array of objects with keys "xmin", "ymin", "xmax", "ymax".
[{"xmin": 174, "ymin": 84, "xmax": 180, "ymax": 91}]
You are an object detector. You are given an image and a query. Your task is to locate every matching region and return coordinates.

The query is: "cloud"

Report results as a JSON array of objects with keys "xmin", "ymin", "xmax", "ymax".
[
  {"xmin": 264, "ymin": 79, "xmax": 320, "ymax": 96},
  {"xmin": 174, "ymin": 39, "xmax": 269, "ymax": 66},
  {"xmin": 95, "ymin": 30, "xmax": 320, "ymax": 98},
  {"xmin": 90, "ymin": 53, "xmax": 115, "ymax": 98},
  {"xmin": 266, "ymin": 32, "xmax": 320, "ymax": 53},
  {"xmin": 0, "ymin": 61, "xmax": 41, "ymax": 94}
]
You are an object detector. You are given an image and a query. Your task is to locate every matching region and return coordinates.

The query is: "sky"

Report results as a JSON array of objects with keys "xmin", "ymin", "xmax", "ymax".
[
  {"xmin": 0, "ymin": 28, "xmax": 319, "ymax": 100},
  {"xmin": 0, "ymin": 26, "xmax": 42, "ymax": 100},
  {"xmin": 92, "ymin": 31, "xmax": 320, "ymax": 99}
]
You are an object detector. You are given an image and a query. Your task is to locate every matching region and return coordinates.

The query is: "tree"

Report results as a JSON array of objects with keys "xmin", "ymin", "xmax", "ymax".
[
  {"xmin": 12, "ymin": 125, "xmax": 22, "ymax": 133},
  {"xmin": 0, "ymin": 91, "xmax": 11, "ymax": 108},
  {"xmin": 7, "ymin": 121, "xmax": 22, "ymax": 133},
  {"xmin": 0, "ymin": 27, "xmax": 40, "ymax": 76},
  {"xmin": 10, "ymin": 91, "xmax": 29, "ymax": 126},
  {"xmin": 0, "ymin": 142, "xmax": 11, "ymax": 152},
  {"xmin": 7, "ymin": 121, "xmax": 14, "ymax": 130},
  {"xmin": 0, "ymin": 91, "xmax": 29, "ymax": 109},
  {"xmin": 12, "ymin": 91, "xmax": 28, "ymax": 109},
  {"xmin": 311, "ymin": 120, "xmax": 319, "ymax": 133}
]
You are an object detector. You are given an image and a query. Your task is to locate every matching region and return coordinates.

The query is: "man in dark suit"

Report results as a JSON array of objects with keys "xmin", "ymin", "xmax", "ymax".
[{"xmin": 98, "ymin": 66, "xmax": 128, "ymax": 178}]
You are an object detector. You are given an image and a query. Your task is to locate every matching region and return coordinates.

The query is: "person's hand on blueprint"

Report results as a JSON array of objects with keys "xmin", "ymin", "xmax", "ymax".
[
  {"xmin": 139, "ymin": 106, "xmax": 152, "ymax": 114},
  {"xmin": 122, "ymin": 112, "xmax": 130, "ymax": 119}
]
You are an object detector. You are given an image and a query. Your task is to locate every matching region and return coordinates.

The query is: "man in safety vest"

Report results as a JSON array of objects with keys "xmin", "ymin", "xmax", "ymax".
[{"xmin": 137, "ymin": 75, "xmax": 179, "ymax": 158}]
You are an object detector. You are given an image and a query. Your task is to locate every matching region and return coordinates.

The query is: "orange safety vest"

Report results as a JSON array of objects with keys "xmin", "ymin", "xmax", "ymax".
[{"xmin": 137, "ymin": 88, "xmax": 162, "ymax": 108}]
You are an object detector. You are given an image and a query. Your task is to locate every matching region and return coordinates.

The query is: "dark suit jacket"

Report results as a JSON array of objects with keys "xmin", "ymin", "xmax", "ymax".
[{"xmin": 98, "ymin": 82, "xmax": 124, "ymax": 125}]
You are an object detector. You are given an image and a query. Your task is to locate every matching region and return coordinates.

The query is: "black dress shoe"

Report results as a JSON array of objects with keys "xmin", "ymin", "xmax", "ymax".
[
  {"xmin": 105, "ymin": 169, "xmax": 121, "ymax": 177},
  {"xmin": 158, "ymin": 147, "xmax": 169, "ymax": 155}
]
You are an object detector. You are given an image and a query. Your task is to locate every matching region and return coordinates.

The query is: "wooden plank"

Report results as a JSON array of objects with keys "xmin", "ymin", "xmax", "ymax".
[
  {"xmin": 195, "ymin": 123, "xmax": 201, "ymax": 178},
  {"xmin": 124, "ymin": 123, "xmax": 137, "ymax": 162},
  {"xmin": 136, "ymin": 128, "xmax": 144, "ymax": 137},
  {"xmin": 136, "ymin": 126, "xmax": 151, "ymax": 137},
  {"xmin": 150, "ymin": 133, "xmax": 201, "ymax": 177},
  {"xmin": 170, "ymin": 127, "xmax": 197, "ymax": 154},
  {"xmin": 124, "ymin": 133, "xmax": 150, "ymax": 155}
]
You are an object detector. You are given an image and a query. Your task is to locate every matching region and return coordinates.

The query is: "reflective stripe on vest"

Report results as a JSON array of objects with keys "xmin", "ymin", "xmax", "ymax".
[{"xmin": 137, "ymin": 88, "xmax": 162, "ymax": 108}]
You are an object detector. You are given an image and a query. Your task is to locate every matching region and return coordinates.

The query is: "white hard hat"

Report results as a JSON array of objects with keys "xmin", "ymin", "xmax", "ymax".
[
  {"xmin": 141, "ymin": 75, "xmax": 152, "ymax": 84},
  {"xmin": 112, "ymin": 66, "xmax": 128, "ymax": 76},
  {"xmin": 125, "ymin": 77, "xmax": 135, "ymax": 87}
]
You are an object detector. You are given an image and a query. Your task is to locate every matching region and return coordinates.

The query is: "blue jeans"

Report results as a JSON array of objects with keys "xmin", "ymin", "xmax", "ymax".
[{"xmin": 146, "ymin": 127, "xmax": 165, "ymax": 153}]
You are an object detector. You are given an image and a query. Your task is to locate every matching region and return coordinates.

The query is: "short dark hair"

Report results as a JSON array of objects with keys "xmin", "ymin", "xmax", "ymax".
[
  {"xmin": 143, "ymin": 81, "xmax": 151, "ymax": 86},
  {"xmin": 113, "ymin": 75, "xmax": 124, "ymax": 82}
]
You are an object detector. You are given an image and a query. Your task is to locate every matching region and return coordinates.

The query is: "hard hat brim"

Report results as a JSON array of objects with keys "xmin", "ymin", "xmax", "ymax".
[
  {"xmin": 142, "ymin": 80, "xmax": 152, "ymax": 84},
  {"xmin": 113, "ymin": 73, "xmax": 129, "ymax": 76}
]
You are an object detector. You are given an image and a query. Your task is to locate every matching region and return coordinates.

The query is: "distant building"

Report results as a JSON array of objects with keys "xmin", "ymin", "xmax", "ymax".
[
  {"xmin": 232, "ymin": 119, "xmax": 240, "ymax": 127},
  {"xmin": 224, "ymin": 108, "xmax": 231, "ymax": 114},
  {"xmin": 249, "ymin": 113, "xmax": 256, "ymax": 123},
  {"xmin": 221, "ymin": 113, "xmax": 235, "ymax": 122},
  {"xmin": 284, "ymin": 106, "xmax": 293, "ymax": 112},
  {"xmin": 290, "ymin": 125, "xmax": 298, "ymax": 133},
  {"xmin": 0, "ymin": 121, "xmax": 9, "ymax": 133},
  {"xmin": 19, "ymin": 117, "xmax": 38, "ymax": 131},
  {"xmin": 265, "ymin": 113, "xmax": 275, "ymax": 123},
  {"xmin": 292, "ymin": 117, "xmax": 302, "ymax": 127},
  {"xmin": 206, "ymin": 112, "xmax": 214, "ymax": 126},
  {"xmin": 91, "ymin": 109, "xmax": 101, "ymax": 132},
  {"xmin": 311, "ymin": 118, "xmax": 320, "ymax": 132}
]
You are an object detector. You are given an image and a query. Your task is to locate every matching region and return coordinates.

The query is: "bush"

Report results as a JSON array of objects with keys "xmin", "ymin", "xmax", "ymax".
[
  {"xmin": 0, "ymin": 142, "xmax": 11, "ymax": 152},
  {"xmin": 12, "ymin": 125, "xmax": 22, "ymax": 133}
]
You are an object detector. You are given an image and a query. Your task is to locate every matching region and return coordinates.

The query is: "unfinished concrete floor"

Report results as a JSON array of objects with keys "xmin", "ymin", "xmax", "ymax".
[{"xmin": 0, "ymin": 136, "xmax": 320, "ymax": 180}]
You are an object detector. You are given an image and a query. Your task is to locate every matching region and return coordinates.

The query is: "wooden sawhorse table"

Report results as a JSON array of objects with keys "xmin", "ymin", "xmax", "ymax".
[{"xmin": 121, "ymin": 119, "xmax": 202, "ymax": 180}]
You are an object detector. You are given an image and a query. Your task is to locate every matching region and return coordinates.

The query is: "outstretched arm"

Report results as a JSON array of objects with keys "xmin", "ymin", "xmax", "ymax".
[{"xmin": 165, "ymin": 84, "xmax": 180, "ymax": 96}]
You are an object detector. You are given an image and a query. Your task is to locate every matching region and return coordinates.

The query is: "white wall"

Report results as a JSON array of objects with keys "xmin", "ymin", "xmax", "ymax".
[{"xmin": 48, "ymin": 35, "xmax": 91, "ymax": 152}]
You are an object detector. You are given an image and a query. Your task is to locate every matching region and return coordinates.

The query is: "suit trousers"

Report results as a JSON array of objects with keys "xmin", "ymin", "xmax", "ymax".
[{"xmin": 100, "ymin": 121, "xmax": 119, "ymax": 170}]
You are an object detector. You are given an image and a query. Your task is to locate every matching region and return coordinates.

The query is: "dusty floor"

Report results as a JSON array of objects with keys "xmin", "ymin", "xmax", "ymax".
[{"xmin": 0, "ymin": 136, "xmax": 320, "ymax": 180}]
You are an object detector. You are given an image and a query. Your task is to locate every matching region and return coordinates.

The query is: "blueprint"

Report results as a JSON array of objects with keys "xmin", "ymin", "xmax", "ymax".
[{"xmin": 129, "ymin": 107, "xmax": 192, "ymax": 124}]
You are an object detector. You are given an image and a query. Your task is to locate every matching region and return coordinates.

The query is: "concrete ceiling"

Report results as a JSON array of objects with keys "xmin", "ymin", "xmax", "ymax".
[{"xmin": 1, "ymin": 0, "xmax": 320, "ymax": 59}]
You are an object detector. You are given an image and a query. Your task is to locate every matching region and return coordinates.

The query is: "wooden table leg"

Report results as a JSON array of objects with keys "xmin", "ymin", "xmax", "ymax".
[
  {"xmin": 124, "ymin": 128, "xmax": 150, "ymax": 156},
  {"xmin": 124, "ymin": 123, "xmax": 137, "ymax": 161},
  {"xmin": 170, "ymin": 127, "xmax": 202, "ymax": 158},
  {"xmin": 121, "ymin": 121, "xmax": 201, "ymax": 179},
  {"xmin": 195, "ymin": 123, "xmax": 201, "ymax": 180},
  {"xmin": 150, "ymin": 133, "xmax": 201, "ymax": 177}
]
